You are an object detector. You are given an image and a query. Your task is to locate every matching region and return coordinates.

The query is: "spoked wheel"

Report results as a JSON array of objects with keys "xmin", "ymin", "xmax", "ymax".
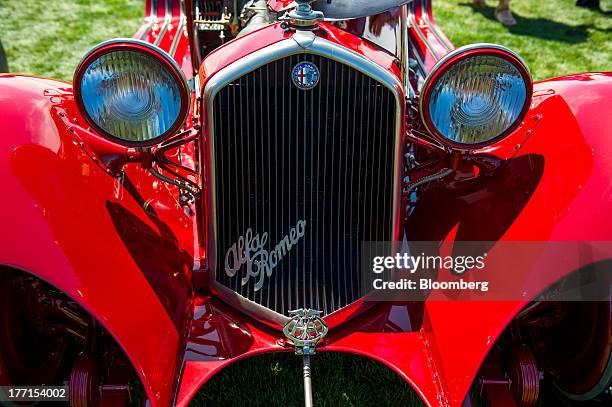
[
  {"xmin": 0, "ymin": 270, "xmax": 143, "ymax": 406},
  {"xmin": 523, "ymin": 301, "xmax": 612, "ymax": 404},
  {"xmin": 0, "ymin": 271, "xmax": 70, "ymax": 386}
]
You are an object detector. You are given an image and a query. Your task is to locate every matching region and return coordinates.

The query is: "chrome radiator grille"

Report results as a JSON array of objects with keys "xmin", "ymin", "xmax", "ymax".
[{"xmin": 211, "ymin": 53, "xmax": 397, "ymax": 316}]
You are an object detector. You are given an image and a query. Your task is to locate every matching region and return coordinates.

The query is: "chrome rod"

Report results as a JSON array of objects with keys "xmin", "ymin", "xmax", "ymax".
[
  {"xmin": 169, "ymin": 0, "xmax": 187, "ymax": 57},
  {"xmin": 154, "ymin": 0, "xmax": 172, "ymax": 47},
  {"xmin": 303, "ymin": 354, "xmax": 313, "ymax": 407},
  {"xmin": 139, "ymin": 0, "xmax": 158, "ymax": 40},
  {"xmin": 283, "ymin": 310, "xmax": 327, "ymax": 407}
]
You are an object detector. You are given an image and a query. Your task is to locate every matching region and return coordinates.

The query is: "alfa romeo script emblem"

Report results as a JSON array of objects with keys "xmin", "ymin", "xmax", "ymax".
[{"xmin": 291, "ymin": 61, "xmax": 320, "ymax": 90}]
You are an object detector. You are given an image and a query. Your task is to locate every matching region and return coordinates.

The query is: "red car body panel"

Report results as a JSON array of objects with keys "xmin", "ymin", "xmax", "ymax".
[
  {"xmin": 177, "ymin": 72, "xmax": 612, "ymax": 407},
  {"xmin": 1, "ymin": 0, "xmax": 611, "ymax": 406},
  {"xmin": 136, "ymin": 0, "xmax": 193, "ymax": 76},
  {"xmin": 425, "ymin": 72, "xmax": 612, "ymax": 407},
  {"xmin": 0, "ymin": 75, "xmax": 196, "ymax": 407}
]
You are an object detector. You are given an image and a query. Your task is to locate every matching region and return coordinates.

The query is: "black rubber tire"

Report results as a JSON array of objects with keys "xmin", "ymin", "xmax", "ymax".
[
  {"xmin": 524, "ymin": 301, "xmax": 612, "ymax": 405},
  {"xmin": 553, "ymin": 355, "xmax": 612, "ymax": 405}
]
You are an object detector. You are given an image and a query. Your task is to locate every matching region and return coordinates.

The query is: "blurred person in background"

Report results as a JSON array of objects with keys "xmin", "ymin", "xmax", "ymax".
[{"xmin": 473, "ymin": 0, "xmax": 516, "ymax": 26}]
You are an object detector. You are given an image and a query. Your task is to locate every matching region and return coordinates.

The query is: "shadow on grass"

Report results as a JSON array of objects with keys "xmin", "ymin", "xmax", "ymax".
[
  {"xmin": 460, "ymin": 2, "xmax": 610, "ymax": 43},
  {"xmin": 189, "ymin": 352, "xmax": 425, "ymax": 407}
]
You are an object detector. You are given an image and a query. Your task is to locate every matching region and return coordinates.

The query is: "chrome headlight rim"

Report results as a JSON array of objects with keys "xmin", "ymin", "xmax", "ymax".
[
  {"xmin": 419, "ymin": 43, "xmax": 533, "ymax": 150},
  {"xmin": 73, "ymin": 38, "xmax": 190, "ymax": 147}
]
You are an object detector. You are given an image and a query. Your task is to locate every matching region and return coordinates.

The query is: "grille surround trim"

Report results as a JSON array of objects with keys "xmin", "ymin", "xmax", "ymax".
[{"xmin": 202, "ymin": 34, "xmax": 405, "ymax": 328}]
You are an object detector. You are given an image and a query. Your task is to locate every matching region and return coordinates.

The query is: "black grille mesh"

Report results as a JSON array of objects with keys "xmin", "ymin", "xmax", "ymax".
[{"xmin": 212, "ymin": 53, "xmax": 396, "ymax": 316}]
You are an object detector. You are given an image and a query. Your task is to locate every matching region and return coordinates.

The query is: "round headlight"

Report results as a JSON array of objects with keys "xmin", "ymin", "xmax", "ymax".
[
  {"xmin": 74, "ymin": 39, "xmax": 189, "ymax": 146},
  {"xmin": 420, "ymin": 44, "xmax": 532, "ymax": 149}
]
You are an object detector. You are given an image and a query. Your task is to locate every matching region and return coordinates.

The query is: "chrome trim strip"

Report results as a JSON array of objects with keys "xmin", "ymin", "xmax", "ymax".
[
  {"xmin": 421, "ymin": 0, "xmax": 453, "ymax": 52},
  {"xmin": 405, "ymin": 4, "xmax": 428, "ymax": 91},
  {"xmin": 408, "ymin": 1, "xmax": 440, "ymax": 60},
  {"xmin": 154, "ymin": 0, "xmax": 173, "ymax": 47},
  {"xmin": 412, "ymin": 49, "xmax": 427, "ymax": 78},
  {"xmin": 203, "ymin": 36, "xmax": 405, "ymax": 328},
  {"xmin": 400, "ymin": 5, "xmax": 410, "ymax": 95},
  {"xmin": 169, "ymin": 0, "xmax": 187, "ymax": 57},
  {"xmin": 407, "ymin": 29, "xmax": 427, "ymax": 82},
  {"xmin": 139, "ymin": 0, "xmax": 158, "ymax": 40}
]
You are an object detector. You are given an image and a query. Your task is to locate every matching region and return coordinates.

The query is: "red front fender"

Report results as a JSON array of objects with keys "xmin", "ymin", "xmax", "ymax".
[
  {"xmin": 0, "ymin": 74, "xmax": 196, "ymax": 407},
  {"xmin": 424, "ymin": 72, "xmax": 612, "ymax": 407}
]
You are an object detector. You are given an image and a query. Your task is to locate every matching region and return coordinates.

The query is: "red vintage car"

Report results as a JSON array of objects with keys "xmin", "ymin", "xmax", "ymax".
[{"xmin": 1, "ymin": 1, "xmax": 611, "ymax": 406}]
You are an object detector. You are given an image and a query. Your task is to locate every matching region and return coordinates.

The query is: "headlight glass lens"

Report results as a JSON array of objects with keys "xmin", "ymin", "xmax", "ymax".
[
  {"xmin": 79, "ymin": 50, "xmax": 183, "ymax": 143},
  {"xmin": 427, "ymin": 54, "xmax": 528, "ymax": 146}
]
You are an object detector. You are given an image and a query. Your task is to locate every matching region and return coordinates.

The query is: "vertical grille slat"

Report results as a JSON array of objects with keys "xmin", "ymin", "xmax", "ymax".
[
  {"xmin": 238, "ymin": 76, "xmax": 245, "ymax": 295},
  {"xmin": 336, "ymin": 65, "xmax": 344, "ymax": 307},
  {"xmin": 212, "ymin": 54, "xmax": 396, "ymax": 316},
  {"xmin": 280, "ymin": 57, "xmax": 286, "ymax": 314},
  {"xmin": 265, "ymin": 64, "xmax": 271, "ymax": 309},
  {"xmin": 320, "ymin": 56, "xmax": 330, "ymax": 315},
  {"xmin": 329, "ymin": 60, "xmax": 338, "ymax": 312}
]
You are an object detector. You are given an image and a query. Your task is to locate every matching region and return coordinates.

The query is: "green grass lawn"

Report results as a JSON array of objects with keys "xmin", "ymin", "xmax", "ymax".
[
  {"xmin": 0, "ymin": 0, "xmax": 142, "ymax": 80},
  {"xmin": 435, "ymin": 0, "xmax": 612, "ymax": 80},
  {"xmin": 190, "ymin": 352, "xmax": 423, "ymax": 407},
  {"xmin": 0, "ymin": 0, "xmax": 609, "ymax": 81},
  {"xmin": 0, "ymin": 1, "xmax": 609, "ymax": 406}
]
